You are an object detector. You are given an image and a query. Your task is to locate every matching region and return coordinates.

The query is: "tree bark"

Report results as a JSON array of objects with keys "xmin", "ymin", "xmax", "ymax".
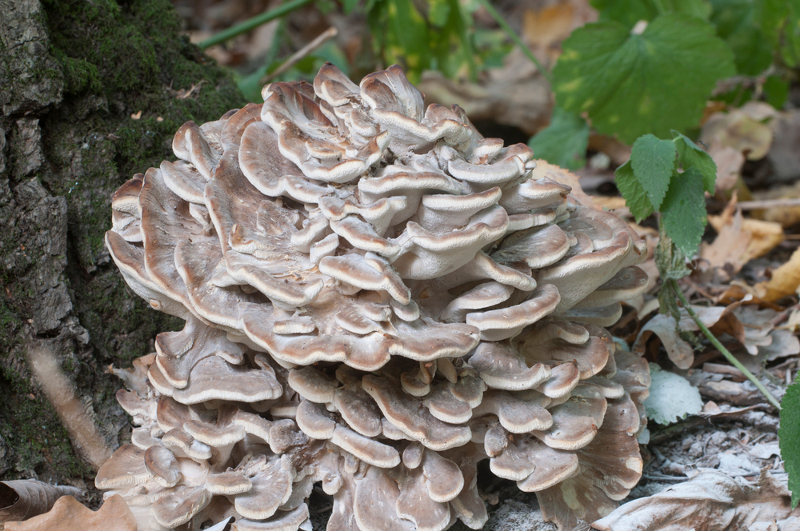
[{"xmin": 0, "ymin": 0, "xmax": 245, "ymax": 493}]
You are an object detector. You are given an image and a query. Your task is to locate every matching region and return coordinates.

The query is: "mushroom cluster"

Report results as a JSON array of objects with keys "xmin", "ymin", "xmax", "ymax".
[{"xmin": 100, "ymin": 63, "xmax": 650, "ymax": 531}]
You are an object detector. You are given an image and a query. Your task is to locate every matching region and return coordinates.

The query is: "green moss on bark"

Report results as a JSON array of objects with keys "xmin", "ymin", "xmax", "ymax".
[{"xmin": 0, "ymin": 0, "xmax": 245, "ymax": 482}]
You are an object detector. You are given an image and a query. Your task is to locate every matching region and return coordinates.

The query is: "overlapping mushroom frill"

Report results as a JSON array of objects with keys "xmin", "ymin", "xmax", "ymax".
[{"xmin": 101, "ymin": 63, "xmax": 650, "ymax": 531}]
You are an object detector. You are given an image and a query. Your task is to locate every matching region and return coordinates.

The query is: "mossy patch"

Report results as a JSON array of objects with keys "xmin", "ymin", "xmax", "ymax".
[{"xmin": 0, "ymin": 0, "xmax": 245, "ymax": 482}]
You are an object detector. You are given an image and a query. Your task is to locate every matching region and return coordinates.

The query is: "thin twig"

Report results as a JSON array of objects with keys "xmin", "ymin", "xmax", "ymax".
[
  {"xmin": 736, "ymin": 198, "xmax": 800, "ymax": 210},
  {"xmin": 473, "ymin": 0, "xmax": 553, "ymax": 83},
  {"xmin": 669, "ymin": 279, "xmax": 782, "ymax": 410},
  {"xmin": 264, "ymin": 27, "xmax": 339, "ymax": 83},
  {"xmin": 199, "ymin": 0, "xmax": 313, "ymax": 50}
]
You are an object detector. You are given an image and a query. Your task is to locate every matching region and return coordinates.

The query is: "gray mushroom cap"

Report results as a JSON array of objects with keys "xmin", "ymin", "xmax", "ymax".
[{"xmin": 100, "ymin": 62, "xmax": 652, "ymax": 531}]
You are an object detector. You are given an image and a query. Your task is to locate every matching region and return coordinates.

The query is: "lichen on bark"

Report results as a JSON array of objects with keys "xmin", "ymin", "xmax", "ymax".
[{"xmin": 0, "ymin": 0, "xmax": 245, "ymax": 488}]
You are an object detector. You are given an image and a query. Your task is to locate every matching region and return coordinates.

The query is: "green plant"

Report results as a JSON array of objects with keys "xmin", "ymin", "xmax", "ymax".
[
  {"xmin": 780, "ymin": 375, "xmax": 800, "ymax": 508},
  {"xmin": 530, "ymin": 0, "xmax": 800, "ymax": 170}
]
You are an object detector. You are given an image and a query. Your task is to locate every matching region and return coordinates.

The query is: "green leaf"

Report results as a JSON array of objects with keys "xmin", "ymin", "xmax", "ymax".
[
  {"xmin": 631, "ymin": 134, "xmax": 677, "ymax": 210},
  {"xmin": 780, "ymin": 377, "xmax": 800, "ymax": 509},
  {"xmin": 764, "ymin": 74, "xmax": 789, "ymax": 108},
  {"xmin": 528, "ymin": 107, "xmax": 590, "ymax": 171},
  {"xmin": 343, "ymin": 0, "xmax": 359, "ymax": 14},
  {"xmin": 673, "ymin": 132, "xmax": 717, "ymax": 193},
  {"xmin": 762, "ymin": 0, "xmax": 800, "ymax": 68},
  {"xmin": 660, "ymin": 167, "xmax": 707, "ymax": 256},
  {"xmin": 615, "ymin": 160, "xmax": 655, "ymax": 222},
  {"xmin": 710, "ymin": 0, "xmax": 773, "ymax": 75},
  {"xmin": 428, "ymin": 0, "xmax": 451, "ymax": 26},
  {"xmin": 591, "ymin": 0, "xmax": 710, "ymax": 28},
  {"xmin": 553, "ymin": 14, "xmax": 736, "ymax": 143}
]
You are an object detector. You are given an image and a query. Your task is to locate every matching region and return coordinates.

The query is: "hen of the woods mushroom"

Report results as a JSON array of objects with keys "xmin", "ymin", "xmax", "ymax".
[{"xmin": 100, "ymin": 63, "xmax": 651, "ymax": 531}]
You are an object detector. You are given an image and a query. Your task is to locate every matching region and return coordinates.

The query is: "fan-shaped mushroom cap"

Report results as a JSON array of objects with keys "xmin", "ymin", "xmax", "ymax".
[
  {"xmin": 144, "ymin": 445, "xmax": 181, "ymax": 488},
  {"xmin": 172, "ymin": 356, "xmax": 282, "ymax": 405},
  {"xmin": 233, "ymin": 504, "xmax": 310, "ymax": 530},
  {"xmin": 95, "ymin": 445, "xmax": 150, "ymax": 489},
  {"xmin": 152, "ymin": 485, "xmax": 211, "ymax": 528},
  {"xmin": 363, "ymin": 375, "xmax": 471, "ymax": 451},
  {"xmin": 234, "ymin": 457, "xmax": 293, "ymax": 520},
  {"xmin": 101, "ymin": 62, "xmax": 651, "ymax": 531},
  {"xmin": 468, "ymin": 342, "xmax": 550, "ymax": 391}
]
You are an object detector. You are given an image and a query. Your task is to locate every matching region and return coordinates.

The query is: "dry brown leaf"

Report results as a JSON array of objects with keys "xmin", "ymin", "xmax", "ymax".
[
  {"xmin": 634, "ymin": 301, "xmax": 796, "ymax": 368},
  {"xmin": 592, "ymin": 471, "xmax": 800, "ymax": 530},
  {"xmin": 4, "ymin": 495, "xmax": 135, "ymax": 531},
  {"xmin": 633, "ymin": 314, "xmax": 695, "ymax": 369},
  {"xmin": 523, "ymin": 2, "xmax": 576, "ymax": 51},
  {"xmin": 701, "ymin": 109, "xmax": 774, "ymax": 161},
  {"xmin": 589, "ymin": 195, "xmax": 627, "ymax": 212},
  {"xmin": 0, "ymin": 480, "xmax": 81, "ymax": 527},
  {"xmin": 754, "ymin": 246, "xmax": 800, "ymax": 302},
  {"xmin": 739, "ymin": 101, "xmax": 780, "ymax": 121},
  {"xmin": 709, "ymin": 144, "xmax": 744, "ymax": 192},
  {"xmin": 767, "ymin": 109, "xmax": 800, "ymax": 181},
  {"xmin": 702, "ymin": 210, "xmax": 752, "ymax": 274},
  {"xmin": 750, "ymin": 180, "xmax": 800, "ymax": 228},
  {"xmin": 706, "ymin": 211, "xmax": 783, "ymax": 266},
  {"xmin": 698, "ymin": 379, "xmax": 763, "ymax": 406}
]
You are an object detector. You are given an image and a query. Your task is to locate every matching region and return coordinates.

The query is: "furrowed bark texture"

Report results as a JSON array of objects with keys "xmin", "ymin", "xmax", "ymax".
[{"xmin": 0, "ymin": 0, "xmax": 244, "ymax": 489}]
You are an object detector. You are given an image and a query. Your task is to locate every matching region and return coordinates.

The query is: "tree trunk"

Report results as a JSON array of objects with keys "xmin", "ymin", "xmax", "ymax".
[{"xmin": 0, "ymin": 0, "xmax": 245, "ymax": 494}]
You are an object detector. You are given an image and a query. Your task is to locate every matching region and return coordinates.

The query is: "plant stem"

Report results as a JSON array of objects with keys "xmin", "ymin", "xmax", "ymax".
[
  {"xmin": 473, "ymin": 0, "xmax": 553, "ymax": 83},
  {"xmin": 199, "ymin": 0, "xmax": 313, "ymax": 50},
  {"xmin": 265, "ymin": 27, "xmax": 338, "ymax": 83},
  {"xmin": 669, "ymin": 279, "xmax": 782, "ymax": 410}
]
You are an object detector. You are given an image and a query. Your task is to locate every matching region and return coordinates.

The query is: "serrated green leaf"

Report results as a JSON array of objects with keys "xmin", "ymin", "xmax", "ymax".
[
  {"xmin": 615, "ymin": 160, "xmax": 655, "ymax": 222},
  {"xmin": 661, "ymin": 167, "xmax": 707, "ymax": 256},
  {"xmin": 780, "ymin": 377, "xmax": 800, "ymax": 508},
  {"xmin": 553, "ymin": 14, "xmax": 736, "ymax": 143},
  {"xmin": 591, "ymin": 0, "xmax": 710, "ymax": 27},
  {"xmin": 528, "ymin": 107, "xmax": 589, "ymax": 171},
  {"xmin": 673, "ymin": 132, "xmax": 717, "ymax": 193},
  {"xmin": 631, "ymin": 134, "xmax": 677, "ymax": 210}
]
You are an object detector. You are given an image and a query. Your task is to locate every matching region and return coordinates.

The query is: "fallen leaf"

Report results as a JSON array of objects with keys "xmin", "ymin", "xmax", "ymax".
[
  {"xmin": 590, "ymin": 195, "xmax": 627, "ymax": 211},
  {"xmin": 644, "ymin": 363, "xmax": 704, "ymax": 425},
  {"xmin": 698, "ymin": 379, "xmax": 763, "ymax": 406},
  {"xmin": 5, "ymin": 495, "xmax": 136, "ymax": 531},
  {"xmin": 0, "ymin": 480, "xmax": 81, "ymax": 525},
  {"xmin": 709, "ymin": 144, "xmax": 744, "ymax": 192},
  {"xmin": 633, "ymin": 314, "xmax": 695, "ymax": 369},
  {"xmin": 701, "ymin": 109, "xmax": 774, "ymax": 161},
  {"xmin": 592, "ymin": 471, "xmax": 800, "ymax": 530},
  {"xmin": 739, "ymin": 101, "xmax": 780, "ymax": 122},
  {"xmin": 754, "ymin": 246, "xmax": 800, "ymax": 302},
  {"xmin": 767, "ymin": 109, "xmax": 800, "ymax": 181},
  {"xmin": 634, "ymin": 302, "xmax": 795, "ymax": 368},
  {"xmin": 709, "ymin": 213, "xmax": 783, "ymax": 263},
  {"xmin": 701, "ymin": 209, "xmax": 752, "ymax": 275},
  {"xmin": 749, "ymin": 442, "xmax": 781, "ymax": 459},
  {"xmin": 523, "ymin": 2, "xmax": 575, "ymax": 51},
  {"xmin": 750, "ymin": 180, "xmax": 800, "ymax": 228}
]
